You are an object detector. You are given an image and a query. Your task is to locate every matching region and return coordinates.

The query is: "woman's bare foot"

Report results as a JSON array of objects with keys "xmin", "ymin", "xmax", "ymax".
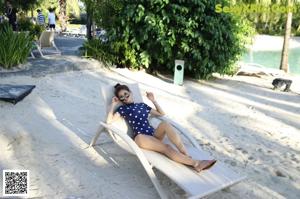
[
  {"xmin": 193, "ymin": 160, "xmax": 217, "ymax": 172},
  {"xmin": 202, "ymin": 159, "xmax": 217, "ymax": 170}
]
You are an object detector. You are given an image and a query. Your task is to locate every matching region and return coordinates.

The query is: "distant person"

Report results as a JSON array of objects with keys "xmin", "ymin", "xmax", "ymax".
[
  {"xmin": 48, "ymin": 8, "xmax": 56, "ymax": 30},
  {"xmin": 5, "ymin": 1, "xmax": 17, "ymax": 31},
  {"xmin": 37, "ymin": 9, "xmax": 45, "ymax": 26}
]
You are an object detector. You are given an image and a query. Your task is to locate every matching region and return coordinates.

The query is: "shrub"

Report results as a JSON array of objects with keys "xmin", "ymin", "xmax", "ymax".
[
  {"xmin": 18, "ymin": 18, "xmax": 45, "ymax": 39},
  {"xmin": 88, "ymin": 0, "xmax": 254, "ymax": 79},
  {"xmin": 82, "ymin": 38, "xmax": 116, "ymax": 66},
  {"xmin": 0, "ymin": 22, "xmax": 33, "ymax": 69}
]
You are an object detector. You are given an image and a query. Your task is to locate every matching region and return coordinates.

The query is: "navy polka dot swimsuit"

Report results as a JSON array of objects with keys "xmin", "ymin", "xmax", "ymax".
[{"xmin": 116, "ymin": 102, "xmax": 155, "ymax": 138}]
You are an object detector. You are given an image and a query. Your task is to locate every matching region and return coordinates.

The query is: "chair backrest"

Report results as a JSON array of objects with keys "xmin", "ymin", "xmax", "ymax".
[
  {"xmin": 39, "ymin": 31, "xmax": 55, "ymax": 47},
  {"xmin": 101, "ymin": 83, "xmax": 144, "ymax": 138}
]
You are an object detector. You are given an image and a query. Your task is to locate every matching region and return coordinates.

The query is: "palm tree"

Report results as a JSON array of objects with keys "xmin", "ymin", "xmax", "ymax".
[
  {"xmin": 279, "ymin": 0, "xmax": 293, "ymax": 72},
  {"xmin": 59, "ymin": 0, "xmax": 67, "ymax": 32},
  {"xmin": 237, "ymin": 0, "xmax": 294, "ymax": 72}
]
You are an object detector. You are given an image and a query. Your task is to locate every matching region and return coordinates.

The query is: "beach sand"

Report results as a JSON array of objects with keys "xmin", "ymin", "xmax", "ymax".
[
  {"xmin": 0, "ymin": 32, "xmax": 299, "ymax": 199},
  {"xmin": 0, "ymin": 66, "xmax": 299, "ymax": 199}
]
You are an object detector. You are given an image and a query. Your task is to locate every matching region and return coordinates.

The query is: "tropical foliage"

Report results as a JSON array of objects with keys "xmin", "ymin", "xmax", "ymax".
[
  {"xmin": 19, "ymin": 0, "xmax": 81, "ymax": 31},
  {"xmin": 236, "ymin": 0, "xmax": 300, "ymax": 35},
  {"xmin": 84, "ymin": 0, "xmax": 254, "ymax": 79},
  {"xmin": 83, "ymin": 38, "xmax": 115, "ymax": 66},
  {"xmin": 0, "ymin": 0, "xmax": 4, "ymax": 14},
  {"xmin": 18, "ymin": 17, "xmax": 45, "ymax": 39},
  {"xmin": 0, "ymin": 22, "xmax": 33, "ymax": 69},
  {"xmin": 6, "ymin": 0, "xmax": 39, "ymax": 11},
  {"xmin": 49, "ymin": 0, "xmax": 80, "ymax": 31}
]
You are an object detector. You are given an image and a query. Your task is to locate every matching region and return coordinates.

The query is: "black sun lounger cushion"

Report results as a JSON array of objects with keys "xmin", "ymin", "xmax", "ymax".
[{"xmin": 0, "ymin": 84, "xmax": 36, "ymax": 104}]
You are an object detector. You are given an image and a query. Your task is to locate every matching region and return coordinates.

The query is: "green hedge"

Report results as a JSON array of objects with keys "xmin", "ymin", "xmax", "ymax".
[
  {"xmin": 0, "ymin": 22, "xmax": 33, "ymax": 69},
  {"xmin": 88, "ymin": 0, "xmax": 254, "ymax": 79}
]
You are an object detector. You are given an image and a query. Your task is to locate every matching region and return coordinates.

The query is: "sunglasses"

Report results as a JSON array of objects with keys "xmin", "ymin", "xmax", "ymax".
[{"xmin": 118, "ymin": 92, "xmax": 130, "ymax": 101}]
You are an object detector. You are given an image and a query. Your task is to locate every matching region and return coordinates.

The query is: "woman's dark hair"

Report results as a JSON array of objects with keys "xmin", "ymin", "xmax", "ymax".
[
  {"xmin": 114, "ymin": 83, "xmax": 130, "ymax": 97},
  {"xmin": 48, "ymin": 7, "xmax": 55, "ymax": 12}
]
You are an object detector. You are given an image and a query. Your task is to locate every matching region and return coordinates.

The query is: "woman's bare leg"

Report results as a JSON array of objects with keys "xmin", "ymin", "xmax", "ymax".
[
  {"xmin": 135, "ymin": 134, "xmax": 194, "ymax": 165},
  {"xmin": 154, "ymin": 121, "xmax": 188, "ymax": 156},
  {"xmin": 134, "ymin": 134, "xmax": 215, "ymax": 172}
]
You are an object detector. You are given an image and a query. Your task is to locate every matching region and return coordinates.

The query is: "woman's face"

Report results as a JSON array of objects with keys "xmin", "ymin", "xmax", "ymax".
[{"xmin": 117, "ymin": 89, "xmax": 133, "ymax": 104}]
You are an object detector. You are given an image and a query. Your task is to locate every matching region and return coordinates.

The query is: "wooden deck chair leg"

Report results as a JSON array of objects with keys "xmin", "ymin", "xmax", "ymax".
[
  {"xmin": 36, "ymin": 44, "xmax": 44, "ymax": 57},
  {"xmin": 108, "ymin": 130, "xmax": 168, "ymax": 199},
  {"xmin": 52, "ymin": 41, "xmax": 61, "ymax": 54},
  {"xmin": 30, "ymin": 52, "xmax": 35, "ymax": 58},
  {"xmin": 108, "ymin": 131, "xmax": 118, "ymax": 141},
  {"xmin": 100, "ymin": 122, "xmax": 168, "ymax": 199},
  {"xmin": 89, "ymin": 125, "xmax": 105, "ymax": 147},
  {"xmin": 89, "ymin": 124, "xmax": 119, "ymax": 147}
]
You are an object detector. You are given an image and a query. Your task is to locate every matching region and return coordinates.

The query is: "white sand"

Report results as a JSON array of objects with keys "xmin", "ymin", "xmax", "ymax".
[{"xmin": 0, "ymin": 66, "xmax": 299, "ymax": 199}]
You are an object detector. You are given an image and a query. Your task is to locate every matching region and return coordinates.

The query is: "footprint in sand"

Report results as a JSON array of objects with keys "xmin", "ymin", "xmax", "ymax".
[
  {"xmin": 242, "ymin": 150, "xmax": 248, "ymax": 154},
  {"xmin": 248, "ymin": 156, "xmax": 254, "ymax": 160},
  {"xmin": 225, "ymin": 159, "xmax": 237, "ymax": 167},
  {"xmin": 275, "ymin": 170, "xmax": 286, "ymax": 178}
]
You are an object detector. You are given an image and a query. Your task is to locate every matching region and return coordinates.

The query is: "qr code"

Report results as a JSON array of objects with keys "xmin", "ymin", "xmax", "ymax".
[{"xmin": 3, "ymin": 170, "xmax": 29, "ymax": 197}]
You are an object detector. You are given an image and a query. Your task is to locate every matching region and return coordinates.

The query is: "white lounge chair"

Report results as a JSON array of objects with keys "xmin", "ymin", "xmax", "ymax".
[
  {"xmin": 34, "ymin": 31, "xmax": 61, "ymax": 57},
  {"xmin": 90, "ymin": 83, "xmax": 246, "ymax": 199}
]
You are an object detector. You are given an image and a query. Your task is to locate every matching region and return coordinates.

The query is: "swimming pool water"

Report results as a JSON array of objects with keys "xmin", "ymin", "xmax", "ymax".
[{"xmin": 241, "ymin": 47, "xmax": 300, "ymax": 75}]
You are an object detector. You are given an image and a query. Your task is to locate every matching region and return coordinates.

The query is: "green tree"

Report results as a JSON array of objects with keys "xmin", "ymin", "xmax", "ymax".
[
  {"xmin": 236, "ymin": 0, "xmax": 300, "ymax": 35},
  {"xmin": 237, "ymin": 0, "xmax": 296, "ymax": 72},
  {"xmin": 86, "ymin": 0, "xmax": 253, "ymax": 79},
  {"xmin": 0, "ymin": 0, "xmax": 5, "ymax": 14},
  {"xmin": 34, "ymin": 0, "xmax": 80, "ymax": 31},
  {"xmin": 5, "ymin": 0, "xmax": 39, "ymax": 11},
  {"xmin": 67, "ymin": 0, "xmax": 80, "ymax": 19}
]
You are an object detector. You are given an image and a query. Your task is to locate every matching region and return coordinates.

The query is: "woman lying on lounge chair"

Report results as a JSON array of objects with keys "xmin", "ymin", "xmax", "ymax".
[{"xmin": 106, "ymin": 83, "xmax": 217, "ymax": 172}]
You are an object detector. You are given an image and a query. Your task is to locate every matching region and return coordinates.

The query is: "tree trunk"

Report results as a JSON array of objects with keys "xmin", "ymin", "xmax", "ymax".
[
  {"xmin": 86, "ymin": 10, "xmax": 92, "ymax": 40},
  {"xmin": 280, "ymin": 0, "xmax": 293, "ymax": 73},
  {"xmin": 85, "ymin": 0, "xmax": 93, "ymax": 40},
  {"xmin": 59, "ymin": 0, "xmax": 67, "ymax": 32},
  {"xmin": 92, "ymin": 20, "xmax": 96, "ymax": 37}
]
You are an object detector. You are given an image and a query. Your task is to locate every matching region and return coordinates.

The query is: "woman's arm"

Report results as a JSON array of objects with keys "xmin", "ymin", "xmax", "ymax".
[
  {"xmin": 106, "ymin": 97, "xmax": 122, "ymax": 124},
  {"xmin": 146, "ymin": 92, "xmax": 165, "ymax": 117}
]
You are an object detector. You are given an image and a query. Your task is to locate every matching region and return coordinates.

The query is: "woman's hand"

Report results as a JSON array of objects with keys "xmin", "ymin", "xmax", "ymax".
[
  {"xmin": 107, "ymin": 97, "xmax": 121, "ymax": 124},
  {"xmin": 146, "ymin": 92, "xmax": 165, "ymax": 116},
  {"xmin": 111, "ymin": 96, "xmax": 120, "ymax": 107},
  {"xmin": 146, "ymin": 92, "xmax": 155, "ymax": 102}
]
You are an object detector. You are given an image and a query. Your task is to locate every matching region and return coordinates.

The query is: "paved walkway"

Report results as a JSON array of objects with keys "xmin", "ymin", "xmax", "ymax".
[{"xmin": 0, "ymin": 36, "xmax": 103, "ymax": 78}]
